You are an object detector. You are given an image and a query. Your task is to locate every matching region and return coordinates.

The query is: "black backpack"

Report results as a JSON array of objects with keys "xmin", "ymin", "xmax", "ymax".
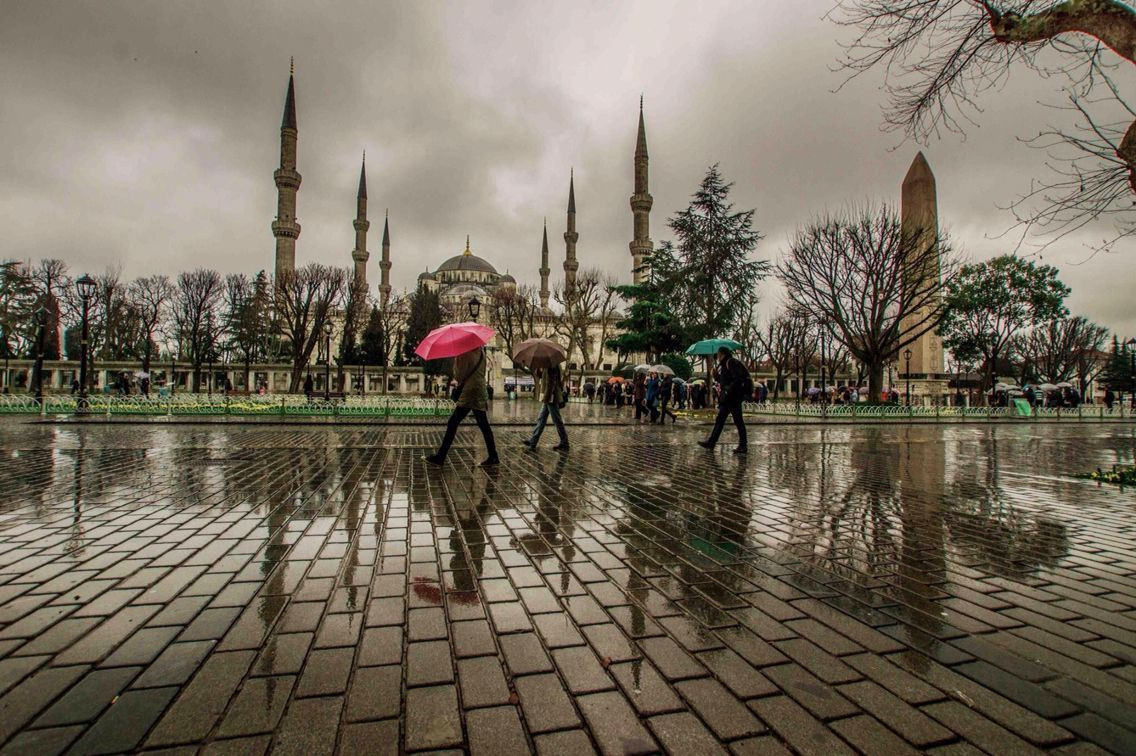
[{"xmin": 736, "ymin": 360, "xmax": 754, "ymax": 398}]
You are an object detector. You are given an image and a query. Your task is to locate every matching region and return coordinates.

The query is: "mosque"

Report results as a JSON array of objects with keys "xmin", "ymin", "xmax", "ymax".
[{"xmin": 269, "ymin": 63, "xmax": 654, "ymax": 390}]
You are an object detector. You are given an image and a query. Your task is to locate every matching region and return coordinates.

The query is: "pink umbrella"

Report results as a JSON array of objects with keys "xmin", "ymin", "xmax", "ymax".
[{"xmin": 415, "ymin": 321, "xmax": 495, "ymax": 361}]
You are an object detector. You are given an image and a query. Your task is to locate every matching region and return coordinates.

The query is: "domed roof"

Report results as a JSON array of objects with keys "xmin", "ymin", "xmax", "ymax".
[
  {"xmin": 500, "ymin": 272, "xmax": 516, "ymax": 283},
  {"xmin": 437, "ymin": 236, "xmax": 498, "ymax": 275},
  {"xmin": 418, "ymin": 269, "xmax": 435, "ymax": 280},
  {"xmin": 445, "ymin": 283, "xmax": 490, "ymax": 299}
]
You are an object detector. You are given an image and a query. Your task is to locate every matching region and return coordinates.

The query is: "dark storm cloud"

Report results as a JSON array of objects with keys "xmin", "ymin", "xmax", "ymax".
[{"xmin": 1, "ymin": 0, "xmax": 1132, "ymax": 335}]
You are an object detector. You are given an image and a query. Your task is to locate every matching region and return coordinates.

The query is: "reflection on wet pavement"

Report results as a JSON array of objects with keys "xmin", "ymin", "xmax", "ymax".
[{"xmin": 0, "ymin": 422, "xmax": 1134, "ymax": 753}]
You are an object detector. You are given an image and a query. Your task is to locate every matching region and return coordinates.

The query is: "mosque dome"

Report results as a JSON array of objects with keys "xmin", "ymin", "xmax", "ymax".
[
  {"xmin": 437, "ymin": 236, "xmax": 498, "ymax": 275},
  {"xmin": 500, "ymin": 272, "xmax": 516, "ymax": 284},
  {"xmin": 418, "ymin": 269, "xmax": 435, "ymax": 281},
  {"xmin": 445, "ymin": 283, "xmax": 491, "ymax": 300}
]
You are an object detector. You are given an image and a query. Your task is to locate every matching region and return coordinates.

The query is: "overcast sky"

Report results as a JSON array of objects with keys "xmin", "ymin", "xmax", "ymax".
[{"xmin": 2, "ymin": 0, "xmax": 1133, "ymax": 336}]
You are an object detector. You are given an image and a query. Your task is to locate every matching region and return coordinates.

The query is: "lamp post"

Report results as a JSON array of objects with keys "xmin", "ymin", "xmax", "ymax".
[
  {"xmin": 467, "ymin": 296, "xmax": 481, "ymax": 323},
  {"xmin": 903, "ymin": 348, "xmax": 913, "ymax": 407},
  {"xmin": 75, "ymin": 274, "xmax": 96, "ymax": 413},
  {"xmin": 323, "ymin": 321, "xmax": 333, "ymax": 401},
  {"xmin": 820, "ymin": 321, "xmax": 828, "ymax": 405},
  {"xmin": 32, "ymin": 306, "xmax": 47, "ymax": 406}
]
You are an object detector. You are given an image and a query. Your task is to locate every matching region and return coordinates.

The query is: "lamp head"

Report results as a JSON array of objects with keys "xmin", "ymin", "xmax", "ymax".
[
  {"xmin": 75, "ymin": 274, "xmax": 96, "ymax": 302},
  {"xmin": 323, "ymin": 321, "xmax": 333, "ymax": 336},
  {"xmin": 468, "ymin": 297, "xmax": 481, "ymax": 320},
  {"xmin": 903, "ymin": 348, "xmax": 912, "ymax": 361}
]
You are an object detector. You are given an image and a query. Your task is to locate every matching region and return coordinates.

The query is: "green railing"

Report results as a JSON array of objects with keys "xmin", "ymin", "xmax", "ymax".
[
  {"xmin": 0, "ymin": 394, "xmax": 450, "ymax": 418},
  {"xmin": 744, "ymin": 401, "xmax": 1133, "ymax": 420}
]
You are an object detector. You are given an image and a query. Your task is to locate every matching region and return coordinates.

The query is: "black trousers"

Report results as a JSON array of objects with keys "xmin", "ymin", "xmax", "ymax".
[
  {"xmin": 707, "ymin": 400, "xmax": 746, "ymax": 447},
  {"xmin": 436, "ymin": 405, "xmax": 497, "ymax": 460}
]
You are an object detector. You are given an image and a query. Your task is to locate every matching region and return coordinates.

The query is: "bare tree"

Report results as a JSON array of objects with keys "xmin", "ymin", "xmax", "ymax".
[
  {"xmin": 552, "ymin": 269, "xmax": 619, "ymax": 370},
  {"xmin": 337, "ymin": 278, "xmax": 370, "ymax": 389},
  {"xmin": 173, "ymin": 269, "xmax": 223, "ymax": 392},
  {"xmin": 754, "ymin": 310, "xmax": 799, "ymax": 398},
  {"xmin": 129, "ymin": 275, "xmax": 174, "ymax": 373},
  {"xmin": 32, "ymin": 259, "xmax": 69, "ymax": 359},
  {"xmin": 778, "ymin": 205, "xmax": 954, "ymax": 399},
  {"xmin": 491, "ymin": 285, "xmax": 540, "ymax": 368},
  {"xmin": 831, "ymin": 0, "xmax": 1136, "ymax": 249},
  {"xmin": 1011, "ymin": 315, "xmax": 1109, "ymax": 385},
  {"xmin": 274, "ymin": 264, "xmax": 347, "ymax": 393}
]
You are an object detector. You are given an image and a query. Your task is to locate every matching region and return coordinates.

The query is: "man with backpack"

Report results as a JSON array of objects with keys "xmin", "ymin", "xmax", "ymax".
[{"xmin": 698, "ymin": 346, "xmax": 750, "ymax": 454}]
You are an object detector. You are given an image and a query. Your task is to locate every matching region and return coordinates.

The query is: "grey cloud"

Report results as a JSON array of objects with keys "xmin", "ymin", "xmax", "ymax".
[{"xmin": 1, "ymin": 0, "xmax": 1132, "ymax": 336}]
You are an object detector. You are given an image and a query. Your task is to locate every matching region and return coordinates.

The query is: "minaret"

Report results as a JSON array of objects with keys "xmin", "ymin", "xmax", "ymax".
[
  {"xmin": 272, "ymin": 58, "xmax": 302, "ymax": 282},
  {"xmin": 900, "ymin": 152, "xmax": 944, "ymax": 376},
  {"xmin": 351, "ymin": 153, "xmax": 370, "ymax": 291},
  {"xmin": 563, "ymin": 170, "xmax": 579, "ymax": 294},
  {"xmin": 539, "ymin": 220, "xmax": 550, "ymax": 310},
  {"xmin": 379, "ymin": 211, "xmax": 392, "ymax": 306},
  {"xmin": 629, "ymin": 96, "xmax": 653, "ymax": 284}
]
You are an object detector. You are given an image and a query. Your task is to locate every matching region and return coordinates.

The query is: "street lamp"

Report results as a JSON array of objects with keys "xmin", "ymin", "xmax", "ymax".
[
  {"xmin": 903, "ymin": 348, "xmax": 913, "ymax": 407},
  {"xmin": 32, "ymin": 306, "xmax": 47, "ymax": 406},
  {"xmin": 467, "ymin": 296, "xmax": 481, "ymax": 322},
  {"xmin": 820, "ymin": 321, "xmax": 828, "ymax": 405},
  {"xmin": 75, "ymin": 273, "xmax": 96, "ymax": 413},
  {"xmin": 323, "ymin": 321, "xmax": 333, "ymax": 401}
]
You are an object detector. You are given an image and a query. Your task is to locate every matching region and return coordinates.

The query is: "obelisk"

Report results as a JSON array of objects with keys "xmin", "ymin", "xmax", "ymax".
[{"xmin": 899, "ymin": 152, "xmax": 943, "ymax": 376}]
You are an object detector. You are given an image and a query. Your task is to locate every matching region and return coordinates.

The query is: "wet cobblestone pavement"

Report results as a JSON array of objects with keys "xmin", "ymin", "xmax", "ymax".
[{"xmin": 0, "ymin": 421, "xmax": 1134, "ymax": 755}]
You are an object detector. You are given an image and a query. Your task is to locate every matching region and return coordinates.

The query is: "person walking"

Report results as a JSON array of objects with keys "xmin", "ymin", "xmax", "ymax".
[
  {"xmin": 658, "ymin": 374, "xmax": 677, "ymax": 424},
  {"xmin": 633, "ymin": 373, "xmax": 647, "ymax": 421},
  {"xmin": 584, "ymin": 382, "xmax": 595, "ymax": 404},
  {"xmin": 698, "ymin": 346, "xmax": 751, "ymax": 454},
  {"xmin": 524, "ymin": 363, "xmax": 569, "ymax": 451},
  {"xmin": 425, "ymin": 346, "xmax": 499, "ymax": 467},
  {"xmin": 645, "ymin": 371, "xmax": 661, "ymax": 423},
  {"xmin": 303, "ymin": 374, "xmax": 314, "ymax": 402}
]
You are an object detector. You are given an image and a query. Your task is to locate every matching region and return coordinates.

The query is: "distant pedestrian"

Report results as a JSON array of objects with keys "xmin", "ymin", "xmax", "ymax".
[
  {"xmin": 524, "ymin": 364, "xmax": 569, "ymax": 451},
  {"xmin": 633, "ymin": 373, "xmax": 647, "ymax": 420},
  {"xmin": 303, "ymin": 374, "xmax": 314, "ymax": 401},
  {"xmin": 658, "ymin": 375, "xmax": 677, "ymax": 424},
  {"xmin": 425, "ymin": 347, "xmax": 499, "ymax": 467},
  {"xmin": 1105, "ymin": 388, "xmax": 1114, "ymax": 409},
  {"xmin": 584, "ymin": 382, "xmax": 596, "ymax": 403},
  {"xmin": 645, "ymin": 372, "xmax": 661, "ymax": 423},
  {"xmin": 698, "ymin": 346, "xmax": 751, "ymax": 454}
]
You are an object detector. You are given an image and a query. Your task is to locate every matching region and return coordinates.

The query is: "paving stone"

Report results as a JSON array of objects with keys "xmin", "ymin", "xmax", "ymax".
[
  {"xmin": 405, "ymin": 684, "xmax": 462, "ymax": 750},
  {"xmin": 610, "ymin": 659, "xmax": 684, "ymax": 715},
  {"xmin": 0, "ymin": 725, "xmax": 84, "ymax": 756},
  {"xmin": 358, "ymin": 626, "xmax": 403, "ymax": 667},
  {"xmin": 923, "ymin": 701, "xmax": 1042, "ymax": 756},
  {"xmin": 339, "ymin": 720, "xmax": 398, "ymax": 756},
  {"xmin": 201, "ymin": 734, "xmax": 272, "ymax": 755},
  {"xmin": 216, "ymin": 674, "xmax": 295, "ymax": 737},
  {"xmin": 467, "ymin": 705, "xmax": 529, "ymax": 755},
  {"xmin": 837, "ymin": 680, "xmax": 953, "ymax": 746},
  {"xmin": 67, "ymin": 686, "xmax": 179, "ymax": 755},
  {"xmin": 583, "ymin": 623, "xmax": 639, "ymax": 662},
  {"xmin": 534, "ymin": 612, "xmax": 586, "ymax": 648},
  {"xmin": 313, "ymin": 611, "xmax": 363, "ymax": 648},
  {"xmin": 1058, "ymin": 712, "xmax": 1136, "ymax": 755},
  {"xmin": 345, "ymin": 664, "xmax": 401, "ymax": 722},
  {"xmin": 500, "ymin": 632, "xmax": 553, "ymax": 675},
  {"xmin": 147, "ymin": 650, "xmax": 255, "ymax": 746},
  {"xmin": 576, "ymin": 691, "xmax": 658, "ymax": 755},
  {"xmin": 515, "ymin": 673, "xmax": 582, "ymax": 732},
  {"xmin": 763, "ymin": 662, "xmax": 858, "ymax": 720},
  {"xmin": 638, "ymin": 635, "xmax": 707, "ymax": 680},
  {"xmin": 830, "ymin": 714, "xmax": 923, "ymax": 756},
  {"xmin": 271, "ymin": 695, "xmax": 343, "ymax": 756},
  {"xmin": 100, "ymin": 625, "xmax": 180, "ymax": 667},
  {"xmin": 33, "ymin": 666, "xmax": 139, "ymax": 727},
  {"xmin": 553, "ymin": 646, "xmax": 616, "ymax": 694},
  {"xmin": 407, "ymin": 639, "xmax": 454, "ymax": 686},
  {"xmin": 648, "ymin": 712, "xmax": 728, "ymax": 755},
  {"xmin": 0, "ymin": 665, "xmax": 88, "ymax": 744},
  {"xmin": 675, "ymin": 677, "xmax": 766, "ymax": 739},
  {"xmin": 250, "ymin": 632, "xmax": 312, "ymax": 677},
  {"xmin": 533, "ymin": 729, "xmax": 598, "ymax": 756},
  {"xmin": 748, "ymin": 695, "xmax": 856, "ymax": 756},
  {"xmin": 457, "ymin": 656, "xmax": 511, "ymax": 708}
]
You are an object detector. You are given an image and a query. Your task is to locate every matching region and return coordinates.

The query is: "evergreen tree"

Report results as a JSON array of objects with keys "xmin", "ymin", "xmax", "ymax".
[
  {"xmin": 360, "ymin": 305, "xmax": 388, "ymax": 366},
  {"xmin": 1102, "ymin": 336, "xmax": 1135, "ymax": 394},
  {"xmin": 667, "ymin": 165, "xmax": 769, "ymax": 342},
  {"xmin": 606, "ymin": 246, "xmax": 686, "ymax": 361},
  {"xmin": 402, "ymin": 285, "xmax": 447, "ymax": 380}
]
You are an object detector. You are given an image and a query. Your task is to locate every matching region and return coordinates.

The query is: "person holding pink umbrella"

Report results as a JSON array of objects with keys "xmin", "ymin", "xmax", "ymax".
[{"xmin": 419, "ymin": 321, "xmax": 499, "ymax": 467}]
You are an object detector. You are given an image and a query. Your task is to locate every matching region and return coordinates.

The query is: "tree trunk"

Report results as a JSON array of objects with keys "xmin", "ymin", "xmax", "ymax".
[{"xmin": 867, "ymin": 360, "xmax": 885, "ymax": 401}]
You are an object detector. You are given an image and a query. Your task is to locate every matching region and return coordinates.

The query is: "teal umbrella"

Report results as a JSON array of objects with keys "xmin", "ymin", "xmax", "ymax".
[{"xmin": 685, "ymin": 338, "xmax": 743, "ymax": 356}]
